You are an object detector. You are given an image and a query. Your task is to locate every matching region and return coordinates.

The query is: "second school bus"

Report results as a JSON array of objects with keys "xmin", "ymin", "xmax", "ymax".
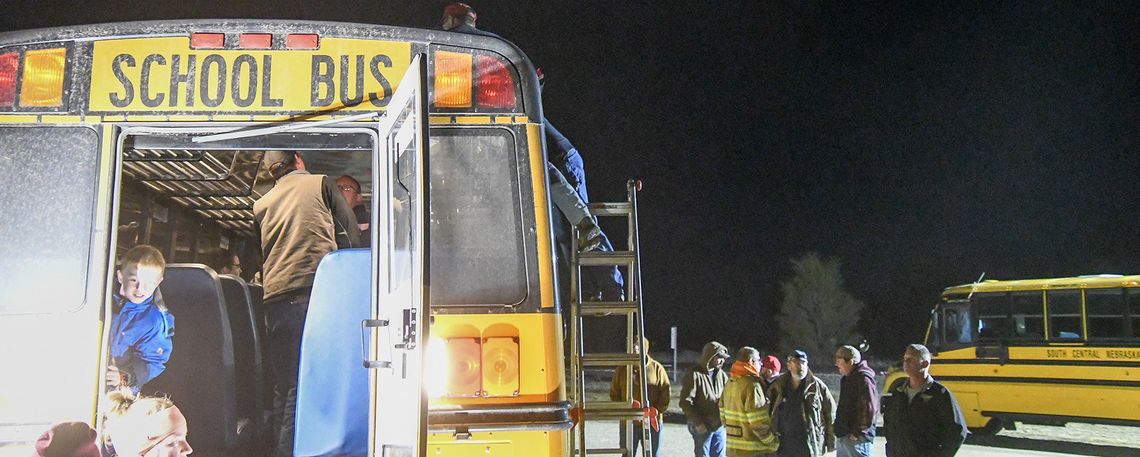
[{"xmin": 0, "ymin": 19, "xmax": 575, "ymax": 456}]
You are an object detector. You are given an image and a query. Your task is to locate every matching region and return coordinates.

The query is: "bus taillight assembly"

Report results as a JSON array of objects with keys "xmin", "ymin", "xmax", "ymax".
[
  {"xmin": 433, "ymin": 336, "xmax": 520, "ymax": 398},
  {"xmin": 21, "ymin": 48, "xmax": 66, "ymax": 107},
  {"xmin": 432, "ymin": 48, "xmax": 519, "ymax": 111}
]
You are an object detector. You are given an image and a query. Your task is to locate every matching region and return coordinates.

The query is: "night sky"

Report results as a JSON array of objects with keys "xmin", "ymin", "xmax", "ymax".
[{"xmin": 5, "ymin": 1, "xmax": 1138, "ymax": 359}]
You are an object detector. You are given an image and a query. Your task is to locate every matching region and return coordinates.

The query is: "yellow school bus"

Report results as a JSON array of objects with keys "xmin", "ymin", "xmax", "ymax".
[
  {"xmin": 882, "ymin": 275, "xmax": 1140, "ymax": 434},
  {"xmin": 0, "ymin": 19, "xmax": 570, "ymax": 456}
]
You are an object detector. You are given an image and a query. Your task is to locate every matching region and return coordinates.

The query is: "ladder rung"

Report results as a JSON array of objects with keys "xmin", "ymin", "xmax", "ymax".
[
  {"xmin": 581, "ymin": 353, "xmax": 642, "ymax": 367},
  {"xmin": 584, "ymin": 408, "xmax": 647, "ymax": 421},
  {"xmin": 589, "ymin": 202, "xmax": 632, "ymax": 216},
  {"xmin": 585, "ymin": 448, "xmax": 630, "ymax": 456},
  {"xmin": 579, "ymin": 301, "xmax": 639, "ymax": 316},
  {"xmin": 586, "ymin": 400, "xmax": 636, "ymax": 410},
  {"xmin": 579, "ymin": 251, "xmax": 636, "ymax": 266}
]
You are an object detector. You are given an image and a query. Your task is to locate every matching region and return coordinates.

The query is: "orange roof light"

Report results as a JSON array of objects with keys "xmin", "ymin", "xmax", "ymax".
[
  {"xmin": 286, "ymin": 34, "xmax": 319, "ymax": 50},
  {"xmin": 20, "ymin": 48, "xmax": 66, "ymax": 107},
  {"xmin": 190, "ymin": 33, "xmax": 225, "ymax": 49},
  {"xmin": 433, "ymin": 50, "xmax": 472, "ymax": 108},
  {"xmin": 239, "ymin": 33, "xmax": 272, "ymax": 49}
]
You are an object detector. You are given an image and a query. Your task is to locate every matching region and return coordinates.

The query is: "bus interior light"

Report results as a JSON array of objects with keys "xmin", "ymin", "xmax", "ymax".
[
  {"xmin": 475, "ymin": 55, "xmax": 516, "ymax": 109},
  {"xmin": 190, "ymin": 33, "xmax": 225, "ymax": 49},
  {"xmin": 0, "ymin": 52, "xmax": 17, "ymax": 107},
  {"xmin": 445, "ymin": 337, "xmax": 482, "ymax": 397},
  {"xmin": 433, "ymin": 50, "xmax": 472, "ymax": 108},
  {"xmin": 286, "ymin": 34, "xmax": 319, "ymax": 50},
  {"xmin": 481, "ymin": 337, "xmax": 520, "ymax": 397},
  {"xmin": 239, "ymin": 33, "xmax": 272, "ymax": 49},
  {"xmin": 20, "ymin": 48, "xmax": 66, "ymax": 107}
]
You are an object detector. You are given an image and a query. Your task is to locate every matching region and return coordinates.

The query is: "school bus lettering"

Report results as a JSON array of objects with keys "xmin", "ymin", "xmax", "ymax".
[
  {"xmin": 310, "ymin": 54, "xmax": 394, "ymax": 108},
  {"xmin": 91, "ymin": 37, "xmax": 410, "ymax": 112}
]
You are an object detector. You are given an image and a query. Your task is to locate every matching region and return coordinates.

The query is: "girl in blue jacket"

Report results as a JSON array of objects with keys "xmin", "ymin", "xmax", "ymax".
[{"xmin": 107, "ymin": 245, "xmax": 174, "ymax": 394}]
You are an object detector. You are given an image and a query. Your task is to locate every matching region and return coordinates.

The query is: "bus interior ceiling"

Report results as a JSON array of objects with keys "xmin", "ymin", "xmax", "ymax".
[{"xmin": 117, "ymin": 135, "xmax": 373, "ymax": 273}]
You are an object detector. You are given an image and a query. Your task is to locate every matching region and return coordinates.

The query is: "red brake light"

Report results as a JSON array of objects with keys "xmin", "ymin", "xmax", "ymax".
[
  {"xmin": 286, "ymin": 34, "xmax": 319, "ymax": 50},
  {"xmin": 475, "ymin": 55, "xmax": 516, "ymax": 109},
  {"xmin": 190, "ymin": 33, "xmax": 225, "ymax": 49},
  {"xmin": 239, "ymin": 33, "xmax": 272, "ymax": 49},
  {"xmin": 0, "ymin": 52, "xmax": 18, "ymax": 107}
]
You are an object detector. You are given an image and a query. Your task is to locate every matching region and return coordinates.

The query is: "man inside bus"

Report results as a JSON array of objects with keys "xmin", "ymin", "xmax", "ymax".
[
  {"xmin": 216, "ymin": 249, "xmax": 242, "ymax": 278},
  {"xmin": 254, "ymin": 150, "xmax": 361, "ymax": 457},
  {"xmin": 883, "ymin": 344, "xmax": 968, "ymax": 457},
  {"xmin": 337, "ymin": 174, "xmax": 371, "ymax": 247}
]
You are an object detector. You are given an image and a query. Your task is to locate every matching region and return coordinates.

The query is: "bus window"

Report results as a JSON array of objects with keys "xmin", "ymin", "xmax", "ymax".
[
  {"xmin": 1086, "ymin": 289, "xmax": 1127, "ymax": 339},
  {"xmin": 943, "ymin": 302, "xmax": 973, "ymax": 346},
  {"xmin": 1011, "ymin": 291, "xmax": 1044, "ymax": 338},
  {"xmin": 427, "ymin": 129, "xmax": 527, "ymax": 306},
  {"xmin": 0, "ymin": 127, "xmax": 99, "ymax": 314},
  {"xmin": 975, "ymin": 293, "xmax": 1012, "ymax": 339},
  {"xmin": 1046, "ymin": 290, "xmax": 1082, "ymax": 340}
]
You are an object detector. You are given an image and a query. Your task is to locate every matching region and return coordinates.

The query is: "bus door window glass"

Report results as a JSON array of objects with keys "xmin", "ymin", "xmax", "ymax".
[
  {"xmin": 941, "ymin": 301, "xmax": 973, "ymax": 347},
  {"xmin": 1045, "ymin": 290, "xmax": 1082, "ymax": 340},
  {"xmin": 427, "ymin": 129, "xmax": 526, "ymax": 306},
  {"xmin": 1086, "ymin": 289, "xmax": 1127, "ymax": 339},
  {"xmin": 1011, "ymin": 291, "xmax": 1045, "ymax": 338},
  {"xmin": 975, "ymin": 293, "xmax": 1012, "ymax": 339},
  {"xmin": 0, "ymin": 127, "xmax": 99, "ymax": 314}
]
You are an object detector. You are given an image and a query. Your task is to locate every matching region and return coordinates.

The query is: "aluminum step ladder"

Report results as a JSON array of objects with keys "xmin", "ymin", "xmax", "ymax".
[{"xmin": 568, "ymin": 180, "xmax": 652, "ymax": 457}]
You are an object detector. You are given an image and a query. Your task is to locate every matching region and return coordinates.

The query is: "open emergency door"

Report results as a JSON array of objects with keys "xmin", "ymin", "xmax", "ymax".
[{"xmin": 367, "ymin": 53, "xmax": 429, "ymax": 457}]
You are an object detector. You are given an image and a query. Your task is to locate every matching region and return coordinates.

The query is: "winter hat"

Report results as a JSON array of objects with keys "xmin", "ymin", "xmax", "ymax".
[
  {"xmin": 761, "ymin": 355, "xmax": 781, "ymax": 373},
  {"xmin": 32, "ymin": 422, "xmax": 100, "ymax": 457}
]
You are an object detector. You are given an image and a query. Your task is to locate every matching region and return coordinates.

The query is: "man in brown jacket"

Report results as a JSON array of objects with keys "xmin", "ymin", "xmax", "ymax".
[
  {"xmin": 681, "ymin": 341, "xmax": 730, "ymax": 457},
  {"xmin": 769, "ymin": 350, "xmax": 836, "ymax": 457},
  {"xmin": 254, "ymin": 150, "xmax": 361, "ymax": 457},
  {"xmin": 610, "ymin": 337, "xmax": 671, "ymax": 457}
]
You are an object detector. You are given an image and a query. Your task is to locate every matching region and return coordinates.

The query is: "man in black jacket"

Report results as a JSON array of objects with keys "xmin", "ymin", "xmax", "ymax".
[{"xmin": 884, "ymin": 344, "xmax": 968, "ymax": 457}]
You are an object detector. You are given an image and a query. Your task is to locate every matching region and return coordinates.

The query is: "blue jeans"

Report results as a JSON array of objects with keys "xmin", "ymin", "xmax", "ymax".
[
  {"xmin": 835, "ymin": 434, "xmax": 872, "ymax": 457},
  {"xmin": 619, "ymin": 424, "xmax": 662, "ymax": 457},
  {"xmin": 688, "ymin": 424, "xmax": 726, "ymax": 457}
]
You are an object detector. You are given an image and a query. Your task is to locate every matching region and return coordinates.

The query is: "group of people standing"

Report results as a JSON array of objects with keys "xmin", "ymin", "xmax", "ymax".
[{"xmin": 623, "ymin": 342, "xmax": 968, "ymax": 457}]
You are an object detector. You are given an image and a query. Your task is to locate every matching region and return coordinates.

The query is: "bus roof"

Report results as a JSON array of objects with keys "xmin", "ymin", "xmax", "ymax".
[{"xmin": 944, "ymin": 274, "xmax": 1140, "ymax": 296}]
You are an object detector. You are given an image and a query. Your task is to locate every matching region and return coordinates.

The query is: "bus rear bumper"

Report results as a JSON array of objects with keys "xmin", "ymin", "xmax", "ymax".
[{"xmin": 428, "ymin": 401, "xmax": 573, "ymax": 433}]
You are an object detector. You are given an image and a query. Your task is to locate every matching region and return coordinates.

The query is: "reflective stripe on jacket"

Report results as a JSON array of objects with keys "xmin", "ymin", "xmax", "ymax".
[{"xmin": 720, "ymin": 374, "xmax": 779, "ymax": 453}]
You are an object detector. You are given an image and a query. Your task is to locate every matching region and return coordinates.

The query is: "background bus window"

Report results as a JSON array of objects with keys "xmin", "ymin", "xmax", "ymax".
[
  {"xmin": 1131, "ymin": 291, "xmax": 1140, "ymax": 338},
  {"xmin": 941, "ymin": 301, "xmax": 973, "ymax": 347},
  {"xmin": 1046, "ymin": 290, "xmax": 1082, "ymax": 340},
  {"xmin": 0, "ymin": 127, "xmax": 99, "ymax": 314},
  {"xmin": 1086, "ymin": 289, "xmax": 1127, "ymax": 339},
  {"xmin": 1011, "ymin": 291, "xmax": 1045, "ymax": 338},
  {"xmin": 975, "ymin": 293, "xmax": 1012, "ymax": 339},
  {"xmin": 428, "ymin": 129, "xmax": 527, "ymax": 306}
]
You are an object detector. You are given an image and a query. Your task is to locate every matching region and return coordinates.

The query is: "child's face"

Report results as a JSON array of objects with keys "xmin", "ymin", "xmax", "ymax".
[{"xmin": 118, "ymin": 264, "xmax": 164, "ymax": 304}]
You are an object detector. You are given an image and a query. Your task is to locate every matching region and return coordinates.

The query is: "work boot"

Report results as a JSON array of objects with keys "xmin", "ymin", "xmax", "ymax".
[{"xmin": 576, "ymin": 218, "xmax": 603, "ymax": 253}]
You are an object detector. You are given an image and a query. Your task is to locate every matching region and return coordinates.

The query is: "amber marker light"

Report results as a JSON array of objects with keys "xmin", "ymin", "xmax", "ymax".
[
  {"xmin": 20, "ymin": 48, "xmax": 66, "ymax": 107},
  {"xmin": 481, "ymin": 337, "xmax": 520, "ymax": 397},
  {"xmin": 433, "ymin": 50, "xmax": 472, "ymax": 108}
]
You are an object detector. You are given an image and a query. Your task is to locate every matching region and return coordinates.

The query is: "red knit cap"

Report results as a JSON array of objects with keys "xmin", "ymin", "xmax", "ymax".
[
  {"xmin": 443, "ymin": 3, "xmax": 477, "ymax": 22},
  {"xmin": 32, "ymin": 422, "xmax": 100, "ymax": 457},
  {"xmin": 761, "ymin": 355, "xmax": 781, "ymax": 373}
]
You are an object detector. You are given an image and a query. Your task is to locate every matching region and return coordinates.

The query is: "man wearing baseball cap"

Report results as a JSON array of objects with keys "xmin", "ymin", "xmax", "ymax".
[
  {"xmin": 769, "ymin": 350, "xmax": 836, "ymax": 457},
  {"xmin": 758, "ymin": 355, "xmax": 781, "ymax": 395}
]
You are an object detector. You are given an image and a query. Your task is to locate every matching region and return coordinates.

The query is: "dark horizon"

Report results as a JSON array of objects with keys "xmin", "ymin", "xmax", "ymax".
[{"xmin": 5, "ymin": 1, "xmax": 1138, "ymax": 359}]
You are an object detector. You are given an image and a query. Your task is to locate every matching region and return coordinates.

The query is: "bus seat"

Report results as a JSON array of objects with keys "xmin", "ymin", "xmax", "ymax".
[
  {"xmin": 218, "ymin": 275, "xmax": 266, "ymax": 444},
  {"xmin": 247, "ymin": 282, "xmax": 273, "ymax": 412},
  {"xmin": 145, "ymin": 264, "xmax": 238, "ymax": 455},
  {"xmin": 294, "ymin": 249, "xmax": 370, "ymax": 457}
]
